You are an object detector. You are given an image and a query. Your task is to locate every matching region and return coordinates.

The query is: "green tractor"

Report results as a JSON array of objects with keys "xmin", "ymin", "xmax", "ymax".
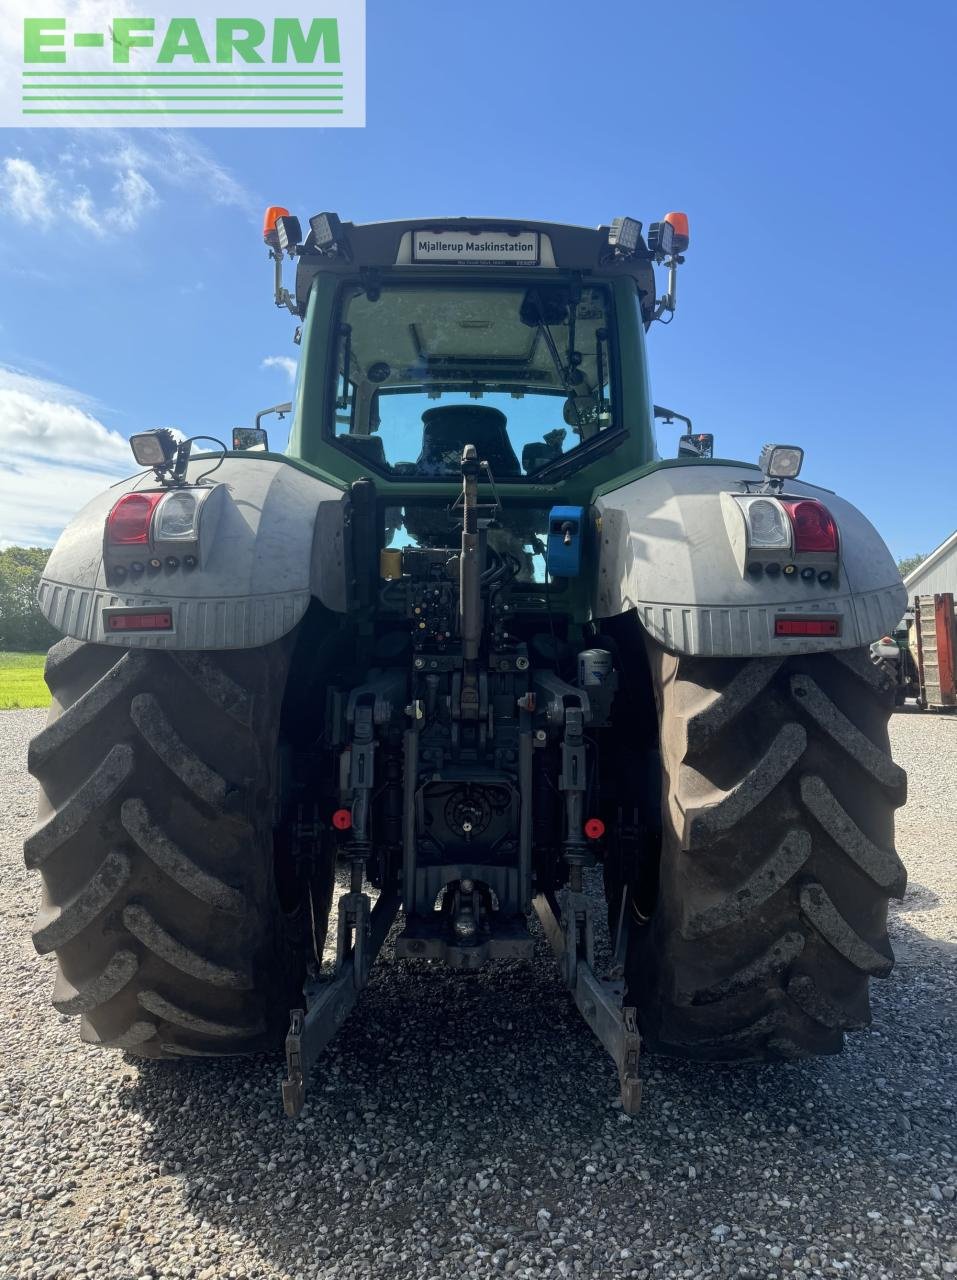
[{"xmin": 25, "ymin": 211, "xmax": 907, "ymax": 1113}]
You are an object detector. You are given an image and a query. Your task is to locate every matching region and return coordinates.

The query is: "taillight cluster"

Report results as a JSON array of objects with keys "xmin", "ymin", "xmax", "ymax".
[
  {"xmin": 101, "ymin": 485, "xmax": 220, "ymax": 636},
  {"xmin": 740, "ymin": 496, "xmax": 838, "ymax": 555},
  {"xmin": 106, "ymin": 489, "xmax": 204, "ymax": 547},
  {"xmin": 736, "ymin": 494, "xmax": 839, "ymax": 586},
  {"xmin": 104, "ymin": 487, "xmax": 209, "ymax": 585}
]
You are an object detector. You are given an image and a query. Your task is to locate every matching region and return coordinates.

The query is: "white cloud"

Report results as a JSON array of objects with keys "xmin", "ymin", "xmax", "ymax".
[
  {"xmin": 90, "ymin": 132, "xmax": 252, "ymax": 213},
  {"xmin": 149, "ymin": 134, "xmax": 252, "ymax": 211},
  {"xmin": 2, "ymin": 388, "xmax": 129, "ymax": 467},
  {"xmin": 0, "ymin": 368, "xmax": 132, "ymax": 547},
  {"xmin": 0, "ymin": 453, "xmax": 132, "ymax": 549},
  {"xmin": 0, "ymin": 152, "xmax": 158, "ymax": 237},
  {"xmin": 0, "ymin": 365, "xmax": 99, "ymax": 409},
  {"xmin": 68, "ymin": 188, "xmax": 100, "ymax": 236},
  {"xmin": 0, "ymin": 132, "xmax": 251, "ymax": 239},
  {"xmin": 110, "ymin": 167, "xmax": 159, "ymax": 231},
  {"xmin": 0, "ymin": 159, "xmax": 57, "ymax": 228},
  {"xmin": 262, "ymin": 356, "xmax": 298, "ymax": 383}
]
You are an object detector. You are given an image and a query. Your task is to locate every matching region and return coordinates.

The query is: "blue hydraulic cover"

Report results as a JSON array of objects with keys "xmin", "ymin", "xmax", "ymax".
[{"xmin": 546, "ymin": 505, "xmax": 586, "ymax": 577}]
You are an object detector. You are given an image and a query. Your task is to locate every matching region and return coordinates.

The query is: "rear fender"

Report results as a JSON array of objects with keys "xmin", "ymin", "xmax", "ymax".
[
  {"xmin": 37, "ymin": 456, "xmax": 350, "ymax": 649},
  {"xmin": 593, "ymin": 462, "xmax": 905, "ymax": 657}
]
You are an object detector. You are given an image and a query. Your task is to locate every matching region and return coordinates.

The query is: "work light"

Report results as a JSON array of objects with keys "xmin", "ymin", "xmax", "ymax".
[
  {"xmin": 310, "ymin": 211, "xmax": 344, "ymax": 249},
  {"xmin": 275, "ymin": 214, "xmax": 302, "ymax": 254},
  {"xmin": 130, "ymin": 429, "xmax": 178, "ymax": 468},
  {"xmin": 607, "ymin": 216, "xmax": 642, "ymax": 256},
  {"xmin": 759, "ymin": 443, "xmax": 804, "ymax": 480},
  {"xmin": 647, "ymin": 221, "xmax": 675, "ymax": 256}
]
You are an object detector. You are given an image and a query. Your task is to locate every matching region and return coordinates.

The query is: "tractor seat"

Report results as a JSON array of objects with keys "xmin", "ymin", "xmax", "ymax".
[{"xmin": 417, "ymin": 405, "xmax": 520, "ymax": 477}]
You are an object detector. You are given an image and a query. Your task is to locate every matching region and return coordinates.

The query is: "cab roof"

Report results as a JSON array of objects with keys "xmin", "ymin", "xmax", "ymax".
[{"xmin": 293, "ymin": 215, "xmax": 658, "ymax": 324}]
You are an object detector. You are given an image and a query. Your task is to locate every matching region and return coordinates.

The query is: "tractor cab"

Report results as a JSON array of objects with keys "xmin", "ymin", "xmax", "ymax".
[{"xmin": 258, "ymin": 212, "xmax": 691, "ymax": 498}]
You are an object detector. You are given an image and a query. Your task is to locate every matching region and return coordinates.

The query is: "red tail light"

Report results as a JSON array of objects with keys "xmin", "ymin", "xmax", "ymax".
[
  {"xmin": 106, "ymin": 493, "xmax": 163, "ymax": 545},
  {"xmin": 107, "ymin": 610, "xmax": 173, "ymax": 632},
  {"xmin": 775, "ymin": 617, "xmax": 841, "ymax": 637},
  {"xmin": 781, "ymin": 499, "xmax": 838, "ymax": 553}
]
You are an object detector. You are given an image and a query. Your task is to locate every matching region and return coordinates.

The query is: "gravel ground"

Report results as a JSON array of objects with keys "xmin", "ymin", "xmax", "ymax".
[{"xmin": 1, "ymin": 705, "xmax": 955, "ymax": 1280}]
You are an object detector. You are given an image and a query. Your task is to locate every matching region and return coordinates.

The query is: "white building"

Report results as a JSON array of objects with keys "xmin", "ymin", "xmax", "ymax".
[{"xmin": 903, "ymin": 529, "xmax": 957, "ymax": 599}]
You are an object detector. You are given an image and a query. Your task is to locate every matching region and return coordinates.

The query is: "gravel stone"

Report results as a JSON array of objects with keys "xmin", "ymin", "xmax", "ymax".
[{"xmin": 2, "ymin": 705, "xmax": 955, "ymax": 1279}]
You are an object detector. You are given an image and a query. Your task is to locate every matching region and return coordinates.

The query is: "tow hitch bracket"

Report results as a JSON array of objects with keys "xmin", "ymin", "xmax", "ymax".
[
  {"xmin": 281, "ymin": 889, "xmax": 400, "ymax": 1118},
  {"xmin": 533, "ymin": 890, "xmax": 642, "ymax": 1114}
]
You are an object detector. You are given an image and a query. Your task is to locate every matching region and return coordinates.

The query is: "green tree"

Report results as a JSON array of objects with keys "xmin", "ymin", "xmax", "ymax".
[
  {"xmin": 897, "ymin": 552, "xmax": 927, "ymax": 580},
  {"xmin": 0, "ymin": 547, "xmax": 60, "ymax": 651}
]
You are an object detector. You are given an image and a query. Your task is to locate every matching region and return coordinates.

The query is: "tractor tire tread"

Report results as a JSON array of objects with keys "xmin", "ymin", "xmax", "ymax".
[
  {"xmin": 627, "ymin": 643, "xmax": 905, "ymax": 1060},
  {"xmin": 25, "ymin": 637, "xmax": 305, "ymax": 1058}
]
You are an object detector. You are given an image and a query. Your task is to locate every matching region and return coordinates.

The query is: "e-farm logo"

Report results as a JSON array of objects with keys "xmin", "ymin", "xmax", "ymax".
[{"xmin": 1, "ymin": 1, "xmax": 365, "ymax": 127}]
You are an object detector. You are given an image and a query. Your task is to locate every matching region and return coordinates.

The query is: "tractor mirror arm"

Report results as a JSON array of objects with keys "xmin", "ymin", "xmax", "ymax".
[
  {"xmin": 255, "ymin": 402, "xmax": 293, "ymax": 431},
  {"xmin": 653, "ymin": 405, "xmax": 692, "ymax": 433}
]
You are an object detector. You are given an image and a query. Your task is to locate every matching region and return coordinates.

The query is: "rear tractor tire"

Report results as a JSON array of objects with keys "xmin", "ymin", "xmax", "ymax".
[
  {"xmin": 627, "ymin": 643, "xmax": 907, "ymax": 1060},
  {"xmin": 24, "ymin": 637, "xmax": 316, "ymax": 1059}
]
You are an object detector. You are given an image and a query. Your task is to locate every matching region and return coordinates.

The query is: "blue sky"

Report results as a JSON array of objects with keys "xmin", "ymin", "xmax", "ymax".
[{"xmin": 1, "ymin": 0, "xmax": 955, "ymax": 557}]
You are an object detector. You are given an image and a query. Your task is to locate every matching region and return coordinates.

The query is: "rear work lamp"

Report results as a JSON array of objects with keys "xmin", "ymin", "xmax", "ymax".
[
  {"xmin": 129, "ymin": 428, "xmax": 192, "ymax": 486},
  {"xmin": 759, "ymin": 443, "xmax": 804, "ymax": 480},
  {"xmin": 309, "ymin": 211, "xmax": 345, "ymax": 250},
  {"xmin": 275, "ymin": 214, "xmax": 302, "ymax": 255},
  {"xmin": 607, "ymin": 216, "xmax": 642, "ymax": 257},
  {"xmin": 130, "ymin": 429, "xmax": 177, "ymax": 469}
]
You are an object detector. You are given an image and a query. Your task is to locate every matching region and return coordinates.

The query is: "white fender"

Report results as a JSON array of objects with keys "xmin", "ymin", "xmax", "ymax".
[
  {"xmin": 37, "ymin": 456, "xmax": 350, "ymax": 649},
  {"xmin": 594, "ymin": 462, "xmax": 905, "ymax": 657}
]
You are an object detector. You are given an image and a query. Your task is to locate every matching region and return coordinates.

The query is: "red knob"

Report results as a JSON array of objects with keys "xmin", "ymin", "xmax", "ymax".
[
  {"xmin": 584, "ymin": 818, "xmax": 605, "ymax": 840},
  {"xmin": 331, "ymin": 808, "xmax": 352, "ymax": 831}
]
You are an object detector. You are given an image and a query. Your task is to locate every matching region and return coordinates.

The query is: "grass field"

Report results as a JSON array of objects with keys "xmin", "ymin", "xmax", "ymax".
[{"xmin": 0, "ymin": 652, "xmax": 50, "ymax": 711}]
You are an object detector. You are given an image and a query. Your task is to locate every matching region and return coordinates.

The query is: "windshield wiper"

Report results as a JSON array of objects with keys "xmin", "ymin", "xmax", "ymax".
[
  {"xmin": 522, "ymin": 288, "xmax": 583, "ymax": 405},
  {"xmin": 531, "ymin": 426, "xmax": 625, "ymax": 482},
  {"xmin": 534, "ymin": 317, "xmax": 574, "ymax": 393}
]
